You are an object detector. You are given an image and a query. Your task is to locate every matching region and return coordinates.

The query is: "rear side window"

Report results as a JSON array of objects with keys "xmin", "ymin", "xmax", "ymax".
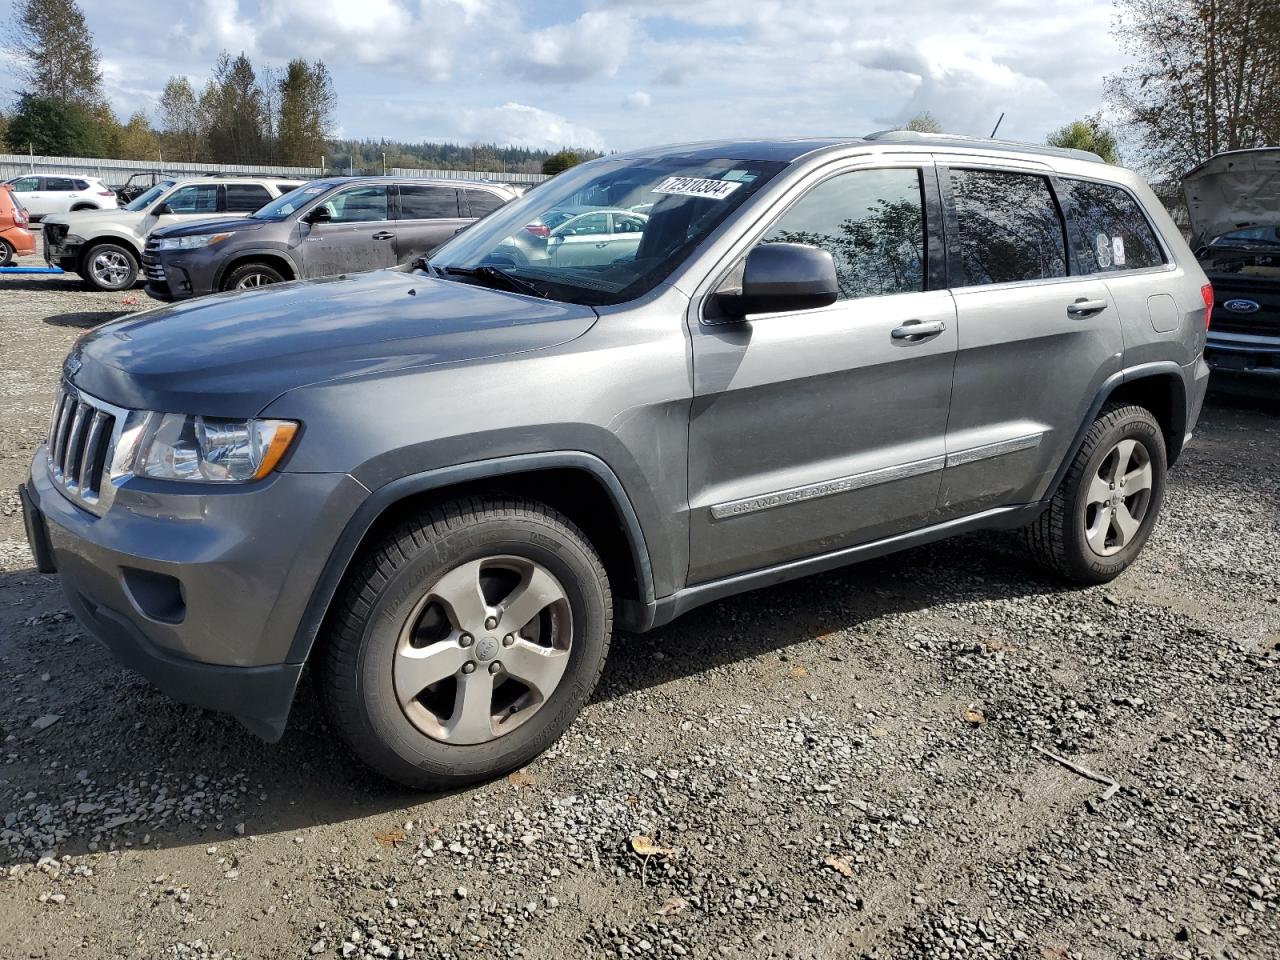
[
  {"xmin": 46, "ymin": 177, "xmax": 75, "ymax": 191},
  {"xmin": 949, "ymin": 169, "xmax": 1066, "ymax": 285},
  {"xmin": 464, "ymin": 189, "xmax": 505, "ymax": 217},
  {"xmin": 74, "ymin": 179, "xmax": 89, "ymax": 190},
  {"xmin": 164, "ymin": 184, "xmax": 219, "ymax": 214},
  {"xmin": 224, "ymin": 183, "xmax": 272, "ymax": 213},
  {"xmin": 761, "ymin": 167, "xmax": 926, "ymax": 300},
  {"xmin": 397, "ymin": 184, "xmax": 459, "ymax": 219},
  {"xmin": 1058, "ymin": 178, "xmax": 1166, "ymax": 273}
]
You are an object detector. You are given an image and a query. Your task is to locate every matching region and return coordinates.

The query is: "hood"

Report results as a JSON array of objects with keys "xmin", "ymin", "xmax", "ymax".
[
  {"xmin": 1183, "ymin": 148, "xmax": 1280, "ymax": 247},
  {"xmin": 152, "ymin": 216, "xmax": 265, "ymax": 239},
  {"xmin": 43, "ymin": 208, "xmax": 140, "ymax": 228},
  {"xmin": 66, "ymin": 269, "xmax": 598, "ymax": 417}
]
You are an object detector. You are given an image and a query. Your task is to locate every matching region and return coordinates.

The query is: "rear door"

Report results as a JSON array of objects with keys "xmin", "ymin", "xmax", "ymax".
[
  {"xmin": 43, "ymin": 177, "xmax": 77, "ymax": 213},
  {"xmin": 936, "ymin": 161, "xmax": 1123, "ymax": 518},
  {"xmin": 687, "ymin": 160, "xmax": 957, "ymax": 583},
  {"xmin": 392, "ymin": 183, "xmax": 468, "ymax": 262},
  {"xmin": 300, "ymin": 184, "xmax": 398, "ymax": 277}
]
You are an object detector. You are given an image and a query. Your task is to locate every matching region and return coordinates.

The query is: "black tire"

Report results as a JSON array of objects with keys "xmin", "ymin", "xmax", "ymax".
[
  {"xmin": 1024, "ymin": 403, "xmax": 1167, "ymax": 584},
  {"xmin": 221, "ymin": 262, "xmax": 286, "ymax": 291},
  {"xmin": 316, "ymin": 497, "xmax": 613, "ymax": 790},
  {"xmin": 0, "ymin": 238, "xmax": 13, "ymax": 266},
  {"xmin": 70, "ymin": 203, "xmax": 96, "ymax": 212},
  {"xmin": 80, "ymin": 242, "xmax": 138, "ymax": 291}
]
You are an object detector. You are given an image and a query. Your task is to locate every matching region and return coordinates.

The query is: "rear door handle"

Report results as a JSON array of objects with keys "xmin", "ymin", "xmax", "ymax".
[
  {"xmin": 372, "ymin": 231, "xmax": 395, "ymax": 241},
  {"xmin": 1066, "ymin": 298, "xmax": 1108, "ymax": 317},
  {"xmin": 891, "ymin": 319, "xmax": 947, "ymax": 341}
]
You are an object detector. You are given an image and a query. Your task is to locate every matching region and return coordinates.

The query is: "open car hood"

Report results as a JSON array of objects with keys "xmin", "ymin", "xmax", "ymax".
[{"xmin": 1183, "ymin": 148, "xmax": 1280, "ymax": 248}]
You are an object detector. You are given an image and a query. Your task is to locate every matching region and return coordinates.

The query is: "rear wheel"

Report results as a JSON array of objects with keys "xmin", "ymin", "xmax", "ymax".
[
  {"xmin": 1024, "ymin": 403, "xmax": 1167, "ymax": 583},
  {"xmin": 0, "ymin": 238, "xmax": 13, "ymax": 266},
  {"xmin": 317, "ymin": 497, "xmax": 612, "ymax": 789},
  {"xmin": 81, "ymin": 242, "xmax": 138, "ymax": 291},
  {"xmin": 222, "ymin": 262, "xmax": 285, "ymax": 291}
]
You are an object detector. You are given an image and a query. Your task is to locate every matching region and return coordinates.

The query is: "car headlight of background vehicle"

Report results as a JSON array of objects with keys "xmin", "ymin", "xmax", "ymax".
[
  {"xmin": 157, "ymin": 233, "xmax": 232, "ymax": 251},
  {"xmin": 112, "ymin": 412, "xmax": 299, "ymax": 482}
]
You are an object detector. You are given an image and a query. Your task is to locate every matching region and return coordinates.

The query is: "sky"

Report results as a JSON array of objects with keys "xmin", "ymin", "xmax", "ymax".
[{"xmin": 5, "ymin": 0, "xmax": 1130, "ymax": 153}]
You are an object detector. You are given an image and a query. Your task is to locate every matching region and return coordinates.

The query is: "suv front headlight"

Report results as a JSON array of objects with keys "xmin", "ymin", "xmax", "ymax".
[
  {"xmin": 114, "ymin": 413, "xmax": 299, "ymax": 482},
  {"xmin": 157, "ymin": 233, "xmax": 232, "ymax": 251}
]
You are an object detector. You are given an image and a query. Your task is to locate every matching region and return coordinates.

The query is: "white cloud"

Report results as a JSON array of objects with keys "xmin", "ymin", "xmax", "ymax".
[
  {"xmin": 623, "ymin": 91, "xmax": 651, "ymax": 109},
  {"xmin": 511, "ymin": 10, "xmax": 635, "ymax": 83},
  {"xmin": 404, "ymin": 101, "xmax": 608, "ymax": 151}
]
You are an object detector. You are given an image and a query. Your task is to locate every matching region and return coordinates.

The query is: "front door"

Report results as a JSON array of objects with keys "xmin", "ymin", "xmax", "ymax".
[
  {"xmin": 10, "ymin": 177, "xmax": 46, "ymax": 216},
  {"xmin": 151, "ymin": 182, "xmax": 220, "ymax": 233},
  {"xmin": 300, "ymin": 184, "xmax": 399, "ymax": 277},
  {"xmin": 393, "ymin": 183, "xmax": 469, "ymax": 263},
  {"xmin": 687, "ymin": 162, "xmax": 957, "ymax": 583},
  {"xmin": 935, "ymin": 164, "xmax": 1124, "ymax": 518}
]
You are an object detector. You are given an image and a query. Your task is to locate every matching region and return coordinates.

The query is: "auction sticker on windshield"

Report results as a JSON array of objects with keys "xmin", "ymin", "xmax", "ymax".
[{"xmin": 652, "ymin": 176, "xmax": 742, "ymax": 200}]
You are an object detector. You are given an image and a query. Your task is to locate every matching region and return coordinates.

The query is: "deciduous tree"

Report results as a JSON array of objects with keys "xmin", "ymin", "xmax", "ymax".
[
  {"xmin": 7, "ymin": 0, "xmax": 104, "ymax": 107},
  {"xmin": 1047, "ymin": 117, "xmax": 1120, "ymax": 163},
  {"xmin": 158, "ymin": 76, "xmax": 204, "ymax": 161}
]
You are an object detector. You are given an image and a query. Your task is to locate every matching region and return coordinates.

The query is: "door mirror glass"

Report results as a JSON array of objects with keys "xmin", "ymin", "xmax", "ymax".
[
  {"xmin": 152, "ymin": 202, "xmax": 173, "ymax": 216},
  {"xmin": 307, "ymin": 205, "xmax": 332, "ymax": 224},
  {"xmin": 715, "ymin": 242, "xmax": 839, "ymax": 318}
]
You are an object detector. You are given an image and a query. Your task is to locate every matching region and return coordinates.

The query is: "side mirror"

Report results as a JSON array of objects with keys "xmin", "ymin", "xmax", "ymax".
[
  {"xmin": 152, "ymin": 202, "xmax": 173, "ymax": 216},
  {"xmin": 715, "ymin": 243, "xmax": 839, "ymax": 318},
  {"xmin": 306, "ymin": 206, "xmax": 332, "ymax": 224}
]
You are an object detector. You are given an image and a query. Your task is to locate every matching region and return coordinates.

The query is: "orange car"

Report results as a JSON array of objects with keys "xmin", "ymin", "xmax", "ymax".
[{"xmin": 0, "ymin": 184, "xmax": 36, "ymax": 265}]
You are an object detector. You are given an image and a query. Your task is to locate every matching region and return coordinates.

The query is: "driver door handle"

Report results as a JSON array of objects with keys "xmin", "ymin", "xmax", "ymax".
[
  {"xmin": 372, "ymin": 231, "xmax": 395, "ymax": 241},
  {"xmin": 1066, "ymin": 298, "xmax": 1108, "ymax": 317},
  {"xmin": 891, "ymin": 319, "xmax": 947, "ymax": 341}
]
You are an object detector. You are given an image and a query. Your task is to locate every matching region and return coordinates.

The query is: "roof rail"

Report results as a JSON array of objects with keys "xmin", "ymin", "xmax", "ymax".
[{"xmin": 862, "ymin": 129, "xmax": 1105, "ymax": 164}]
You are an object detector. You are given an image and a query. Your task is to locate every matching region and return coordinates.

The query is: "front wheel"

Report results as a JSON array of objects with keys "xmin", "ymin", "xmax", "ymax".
[
  {"xmin": 222, "ymin": 262, "xmax": 285, "ymax": 291},
  {"xmin": 317, "ymin": 497, "xmax": 612, "ymax": 789},
  {"xmin": 1024, "ymin": 403, "xmax": 1167, "ymax": 583},
  {"xmin": 81, "ymin": 242, "xmax": 138, "ymax": 291}
]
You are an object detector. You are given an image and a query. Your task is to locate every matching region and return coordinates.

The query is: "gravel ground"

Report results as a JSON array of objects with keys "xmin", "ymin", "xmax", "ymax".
[{"xmin": 1, "ymin": 233, "xmax": 1278, "ymax": 960}]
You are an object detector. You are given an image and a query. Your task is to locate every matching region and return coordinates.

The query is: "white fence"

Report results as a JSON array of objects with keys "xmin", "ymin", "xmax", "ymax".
[{"xmin": 0, "ymin": 152, "xmax": 548, "ymax": 186}]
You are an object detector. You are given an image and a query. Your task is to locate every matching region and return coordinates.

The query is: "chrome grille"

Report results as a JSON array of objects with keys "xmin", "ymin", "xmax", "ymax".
[
  {"xmin": 46, "ymin": 384, "xmax": 127, "ymax": 514},
  {"xmin": 142, "ymin": 237, "xmax": 166, "ymax": 284}
]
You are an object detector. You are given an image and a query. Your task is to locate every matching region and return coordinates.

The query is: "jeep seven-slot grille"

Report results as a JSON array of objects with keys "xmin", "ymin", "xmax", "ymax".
[{"xmin": 47, "ymin": 386, "xmax": 116, "ymax": 508}]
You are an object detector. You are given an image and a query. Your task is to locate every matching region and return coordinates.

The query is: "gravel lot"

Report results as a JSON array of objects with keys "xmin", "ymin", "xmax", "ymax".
[{"xmin": 1, "ymin": 233, "xmax": 1278, "ymax": 960}]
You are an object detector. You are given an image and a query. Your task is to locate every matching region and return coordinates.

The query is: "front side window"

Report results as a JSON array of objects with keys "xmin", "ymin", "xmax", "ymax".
[
  {"xmin": 950, "ymin": 169, "xmax": 1066, "ymax": 285},
  {"xmin": 1058, "ymin": 178, "xmax": 1166, "ymax": 272},
  {"xmin": 224, "ymin": 183, "xmax": 272, "ymax": 213},
  {"xmin": 465, "ymin": 189, "xmax": 505, "ymax": 217},
  {"xmin": 760, "ymin": 167, "xmax": 926, "ymax": 300},
  {"xmin": 323, "ymin": 185, "xmax": 390, "ymax": 223},
  {"xmin": 397, "ymin": 184, "xmax": 458, "ymax": 219},
  {"xmin": 556, "ymin": 212, "xmax": 609, "ymax": 236},
  {"xmin": 125, "ymin": 181, "xmax": 173, "ymax": 212},
  {"xmin": 164, "ymin": 184, "xmax": 218, "ymax": 214},
  {"xmin": 10, "ymin": 177, "xmax": 38, "ymax": 192}
]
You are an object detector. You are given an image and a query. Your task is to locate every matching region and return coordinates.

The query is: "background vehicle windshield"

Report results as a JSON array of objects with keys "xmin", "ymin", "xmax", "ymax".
[
  {"xmin": 1212, "ymin": 225, "xmax": 1280, "ymax": 246},
  {"xmin": 427, "ymin": 156, "xmax": 785, "ymax": 305},
  {"xmin": 252, "ymin": 180, "xmax": 336, "ymax": 220},
  {"xmin": 124, "ymin": 182, "xmax": 174, "ymax": 211}
]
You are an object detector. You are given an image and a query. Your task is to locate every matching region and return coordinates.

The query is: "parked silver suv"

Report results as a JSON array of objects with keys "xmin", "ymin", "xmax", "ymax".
[{"xmin": 21, "ymin": 133, "xmax": 1211, "ymax": 789}]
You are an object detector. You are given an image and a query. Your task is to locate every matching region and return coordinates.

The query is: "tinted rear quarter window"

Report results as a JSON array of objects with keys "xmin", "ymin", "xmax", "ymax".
[
  {"xmin": 1058, "ymin": 178, "xmax": 1165, "ymax": 272},
  {"xmin": 949, "ymin": 169, "xmax": 1066, "ymax": 285},
  {"xmin": 397, "ymin": 185, "xmax": 459, "ymax": 219},
  {"xmin": 225, "ymin": 183, "xmax": 272, "ymax": 212},
  {"xmin": 761, "ymin": 167, "xmax": 926, "ymax": 300}
]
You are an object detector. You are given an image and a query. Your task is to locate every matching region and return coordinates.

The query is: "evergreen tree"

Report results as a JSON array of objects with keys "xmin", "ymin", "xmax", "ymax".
[
  {"xmin": 277, "ymin": 59, "xmax": 336, "ymax": 166},
  {"xmin": 201, "ymin": 52, "xmax": 267, "ymax": 163},
  {"xmin": 8, "ymin": 0, "xmax": 104, "ymax": 107}
]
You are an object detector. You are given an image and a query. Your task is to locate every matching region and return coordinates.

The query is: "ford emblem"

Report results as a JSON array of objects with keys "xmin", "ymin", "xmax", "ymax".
[{"xmin": 1224, "ymin": 298, "xmax": 1260, "ymax": 313}]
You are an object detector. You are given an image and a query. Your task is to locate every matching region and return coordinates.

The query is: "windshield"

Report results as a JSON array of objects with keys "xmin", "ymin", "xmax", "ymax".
[
  {"xmin": 252, "ymin": 180, "xmax": 336, "ymax": 220},
  {"xmin": 1212, "ymin": 225, "xmax": 1280, "ymax": 247},
  {"xmin": 125, "ymin": 181, "xmax": 174, "ymax": 211},
  {"xmin": 426, "ymin": 156, "xmax": 785, "ymax": 306}
]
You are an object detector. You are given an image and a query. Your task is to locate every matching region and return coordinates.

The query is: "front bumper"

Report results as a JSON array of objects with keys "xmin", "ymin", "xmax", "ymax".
[
  {"xmin": 142, "ymin": 243, "xmax": 208, "ymax": 301},
  {"xmin": 1205, "ymin": 331, "xmax": 1280, "ymax": 378},
  {"xmin": 23, "ymin": 449, "xmax": 368, "ymax": 740}
]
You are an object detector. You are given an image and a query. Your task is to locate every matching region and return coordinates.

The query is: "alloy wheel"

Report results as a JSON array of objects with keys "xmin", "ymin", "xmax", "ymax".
[
  {"xmin": 1083, "ymin": 437, "xmax": 1154, "ymax": 557},
  {"xmin": 235, "ymin": 272, "xmax": 276, "ymax": 289},
  {"xmin": 393, "ymin": 556, "xmax": 573, "ymax": 745},
  {"xmin": 91, "ymin": 250, "xmax": 131, "ymax": 287}
]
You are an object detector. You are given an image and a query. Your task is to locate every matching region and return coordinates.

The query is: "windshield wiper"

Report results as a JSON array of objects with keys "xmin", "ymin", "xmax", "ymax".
[{"xmin": 443, "ymin": 264, "xmax": 548, "ymax": 298}]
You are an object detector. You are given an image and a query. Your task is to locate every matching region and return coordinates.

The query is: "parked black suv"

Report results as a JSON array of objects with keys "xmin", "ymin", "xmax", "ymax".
[
  {"xmin": 143, "ymin": 177, "xmax": 520, "ymax": 300},
  {"xmin": 1185, "ymin": 148, "xmax": 1280, "ymax": 383}
]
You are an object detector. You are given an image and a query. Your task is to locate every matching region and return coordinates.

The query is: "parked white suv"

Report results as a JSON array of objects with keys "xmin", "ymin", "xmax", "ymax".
[
  {"xmin": 42, "ymin": 176, "xmax": 307, "ymax": 291},
  {"xmin": 4, "ymin": 175, "xmax": 118, "ymax": 218}
]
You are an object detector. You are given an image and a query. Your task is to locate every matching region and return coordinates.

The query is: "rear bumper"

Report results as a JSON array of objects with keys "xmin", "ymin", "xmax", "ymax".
[
  {"xmin": 3, "ymin": 226, "xmax": 36, "ymax": 256},
  {"xmin": 24, "ymin": 449, "xmax": 368, "ymax": 740}
]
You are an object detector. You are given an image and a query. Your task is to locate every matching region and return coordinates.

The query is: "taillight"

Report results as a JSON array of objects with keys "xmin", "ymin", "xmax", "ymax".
[
  {"xmin": 524, "ymin": 223, "xmax": 550, "ymax": 238},
  {"xmin": 97, "ymin": 190, "xmax": 115, "ymax": 197},
  {"xmin": 1201, "ymin": 283, "xmax": 1214, "ymax": 329}
]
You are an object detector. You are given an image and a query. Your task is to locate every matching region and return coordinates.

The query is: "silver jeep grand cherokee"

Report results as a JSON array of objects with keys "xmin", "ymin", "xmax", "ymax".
[{"xmin": 21, "ymin": 132, "xmax": 1211, "ymax": 789}]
